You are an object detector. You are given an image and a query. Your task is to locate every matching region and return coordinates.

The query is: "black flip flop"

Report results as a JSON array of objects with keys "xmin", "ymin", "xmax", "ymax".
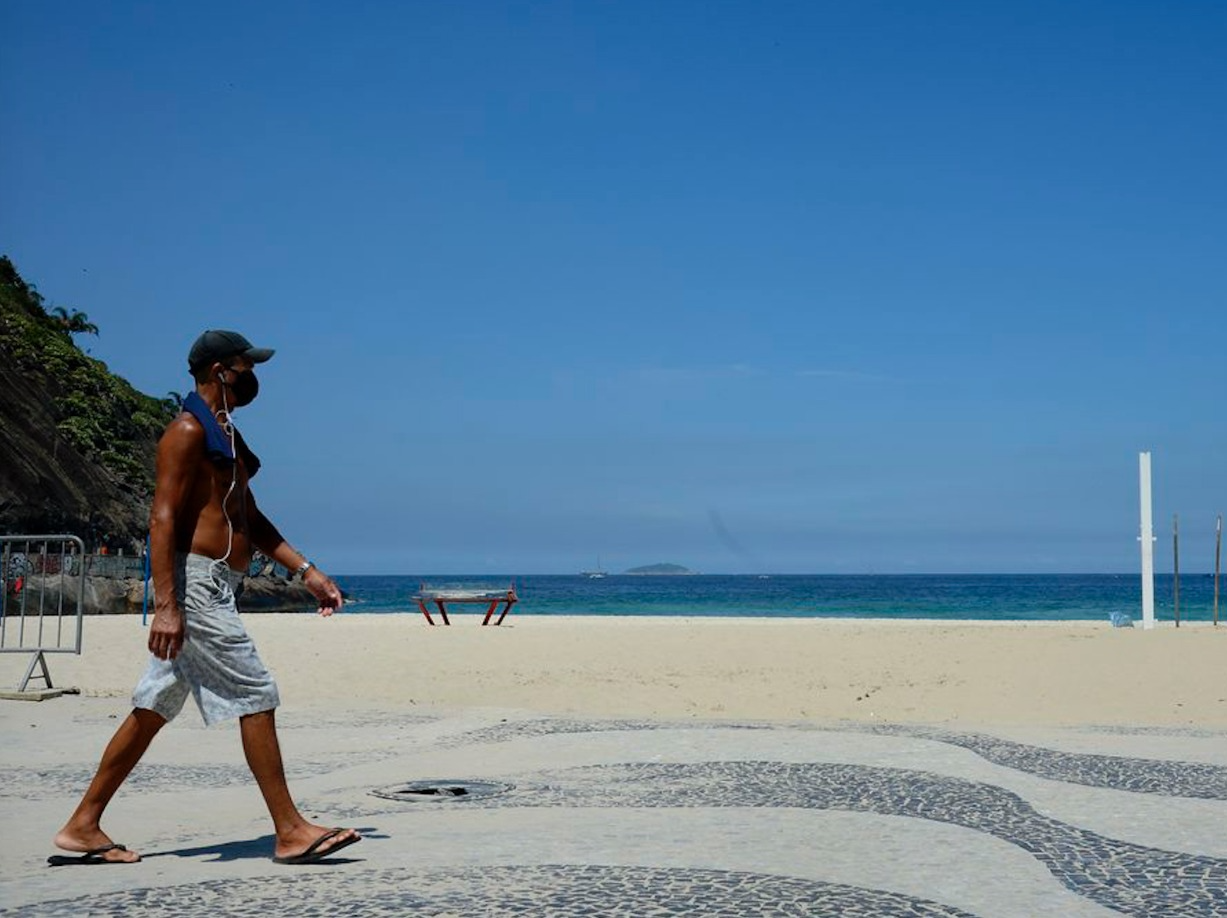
[
  {"xmin": 272, "ymin": 828, "xmax": 361, "ymax": 865},
  {"xmin": 47, "ymin": 843, "xmax": 138, "ymax": 867}
]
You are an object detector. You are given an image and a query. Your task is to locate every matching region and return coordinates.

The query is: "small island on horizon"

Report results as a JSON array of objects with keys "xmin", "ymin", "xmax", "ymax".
[{"xmin": 624, "ymin": 563, "xmax": 696, "ymax": 576}]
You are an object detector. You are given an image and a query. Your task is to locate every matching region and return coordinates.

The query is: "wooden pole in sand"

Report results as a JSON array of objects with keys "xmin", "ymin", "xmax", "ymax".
[
  {"xmin": 1139, "ymin": 452, "xmax": 1156, "ymax": 629},
  {"xmin": 1215, "ymin": 514, "xmax": 1222, "ymax": 626},
  {"xmin": 1172, "ymin": 514, "xmax": 1180, "ymax": 628}
]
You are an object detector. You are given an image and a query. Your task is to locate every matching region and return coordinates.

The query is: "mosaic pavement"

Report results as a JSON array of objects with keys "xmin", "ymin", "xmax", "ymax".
[
  {"xmin": 438, "ymin": 716, "xmax": 1227, "ymax": 798},
  {"xmin": 384, "ymin": 760, "xmax": 1224, "ymax": 917},
  {"xmin": 4, "ymin": 707, "xmax": 1226, "ymax": 917},
  {"xmin": 3, "ymin": 865, "xmax": 982, "ymax": 917},
  {"xmin": 865, "ymin": 723, "xmax": 1227, "ymax": 800},
  {"xmin": 0, "ymin": 758, "xmax": 348, "ymax": 800}
]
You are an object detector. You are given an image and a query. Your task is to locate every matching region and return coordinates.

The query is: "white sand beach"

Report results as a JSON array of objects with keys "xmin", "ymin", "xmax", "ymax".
[{"xmin": 4, "ymin": 614, "xmax": 1224, "ymax": 728}]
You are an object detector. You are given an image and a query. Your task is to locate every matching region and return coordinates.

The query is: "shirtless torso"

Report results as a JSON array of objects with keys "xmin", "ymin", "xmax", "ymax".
[{"xmin": 158, "ymin": 412, "xmax": 256, "ymax": 570}]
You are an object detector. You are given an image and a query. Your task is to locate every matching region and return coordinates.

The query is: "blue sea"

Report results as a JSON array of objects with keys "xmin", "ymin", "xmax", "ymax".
[{"xmin": 332, "ymin": 574, "xmax": 1224, "ymax": 623}]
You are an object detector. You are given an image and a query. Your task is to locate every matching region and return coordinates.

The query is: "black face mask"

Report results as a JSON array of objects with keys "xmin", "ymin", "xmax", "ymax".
[{"xmin": 222, "ymin": 366, "xmax": 259, "ymax": 407}]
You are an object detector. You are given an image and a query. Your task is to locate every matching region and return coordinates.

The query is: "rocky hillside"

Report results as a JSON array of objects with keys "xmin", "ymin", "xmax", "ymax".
[{"xmin": 0, "ymin": 257, "xmax": 175, "ymax": 548}]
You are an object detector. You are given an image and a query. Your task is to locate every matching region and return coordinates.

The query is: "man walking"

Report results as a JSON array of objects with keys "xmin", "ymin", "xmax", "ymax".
[{"xmin": 51, "ymin": 330, "xmax": 360, "ymax": 865}]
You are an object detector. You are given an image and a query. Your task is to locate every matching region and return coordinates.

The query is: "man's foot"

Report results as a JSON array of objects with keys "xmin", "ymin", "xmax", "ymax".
[
  {"xmin": 273, "ymin": 826, "xmax": 361, "ymax": 864},
  {"xmin": 52, "ymin": 829, "xmax": 140, "ymax": 864}
]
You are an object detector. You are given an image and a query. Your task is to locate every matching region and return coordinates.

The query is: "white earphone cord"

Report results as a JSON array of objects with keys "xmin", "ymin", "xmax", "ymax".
[{"xmin": 212, "ymin": 373, "xmax": 240, "ymax": 595}]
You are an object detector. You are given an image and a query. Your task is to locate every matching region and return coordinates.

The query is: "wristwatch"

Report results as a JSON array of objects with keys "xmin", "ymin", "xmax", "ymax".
[{"xmin": 294, "ymin": 560, "xmax": 315, "ymax": 579}]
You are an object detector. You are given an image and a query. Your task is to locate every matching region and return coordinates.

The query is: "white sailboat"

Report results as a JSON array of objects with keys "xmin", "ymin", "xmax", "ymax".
[{"xmin": 580, "ymin": 557, "xmax": 608, "ymax": 579}]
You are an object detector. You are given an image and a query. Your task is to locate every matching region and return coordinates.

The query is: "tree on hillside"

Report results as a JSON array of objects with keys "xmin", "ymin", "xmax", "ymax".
[
  {"xmin": 0, "ymin": 255, "xmax": 48, "ymax": 317},
  {"xmin": 50, "ymin": 305, "xmax": 100, "ymax": 336}
]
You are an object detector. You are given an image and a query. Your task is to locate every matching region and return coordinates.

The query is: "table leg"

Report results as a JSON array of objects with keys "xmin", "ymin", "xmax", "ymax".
[
  {"xmin": 495, "ymin": 599, "xmax": 515, "ymax": 625},
  {"xmin": 435, "ymin": 600, "xmax": 450, "ymax": 626},
  {"xmin": 417, "ymin": 598, "xmax": 435, "ymax": 626},
  {"xmin": 482, "ymin": 599, "xmax": 498, "ymax": 626}
]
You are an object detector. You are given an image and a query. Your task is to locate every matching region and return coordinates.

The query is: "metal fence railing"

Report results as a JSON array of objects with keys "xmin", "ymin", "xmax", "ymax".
[{"xmin": 1, "ymin": 534, "xmax": 86, "ymax": 694}]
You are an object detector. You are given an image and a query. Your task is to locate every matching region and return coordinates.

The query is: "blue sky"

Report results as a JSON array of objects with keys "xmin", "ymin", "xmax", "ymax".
[{"xmin": 3, "ymin": 1, "xmax": 1224, "ymax": 574}]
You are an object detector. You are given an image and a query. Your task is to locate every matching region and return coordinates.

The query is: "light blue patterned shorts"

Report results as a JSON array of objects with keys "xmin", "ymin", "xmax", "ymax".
[{"xmin": 132, "ymin": 553, "xmax": 280, "ymax": 726}]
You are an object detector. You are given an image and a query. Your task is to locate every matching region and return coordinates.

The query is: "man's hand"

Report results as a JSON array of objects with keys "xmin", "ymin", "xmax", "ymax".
[
  {"xmin": 303, "ymin": 567, "xmax": 344, "ymax": 617},
  {"xmin": 148, "ymin": 608, "xmax": 185, "ymax": 660}
]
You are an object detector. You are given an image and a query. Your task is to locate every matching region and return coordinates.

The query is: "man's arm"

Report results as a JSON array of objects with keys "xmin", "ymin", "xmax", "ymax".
[
  {"xmin": 247, "ymin": 492, "xmax": 345, "ymax": 617},
  {"xmin": 147, "ymin": 416, "xmax": 202, "ymax": 660}
]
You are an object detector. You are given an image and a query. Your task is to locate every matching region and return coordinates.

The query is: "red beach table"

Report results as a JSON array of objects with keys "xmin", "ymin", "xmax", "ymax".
[{"xmin": 413, "ymin": 584, "xmax": 517, "ymax": 626}]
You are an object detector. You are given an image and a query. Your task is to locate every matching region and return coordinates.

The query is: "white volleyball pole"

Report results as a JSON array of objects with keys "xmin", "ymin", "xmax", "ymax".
[
  {"xmin": 1214, "ymin": 514, "xmax": 1221, "ymax": 626},
  {"xmin": 1138, "ymin": 451, "xmax": 1155, "ymax": 630}
]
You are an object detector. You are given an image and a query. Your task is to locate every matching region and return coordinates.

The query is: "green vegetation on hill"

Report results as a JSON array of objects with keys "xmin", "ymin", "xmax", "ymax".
[{"xmin": 0, "ymin": 256, "xmax": 175, "ymax": 545}]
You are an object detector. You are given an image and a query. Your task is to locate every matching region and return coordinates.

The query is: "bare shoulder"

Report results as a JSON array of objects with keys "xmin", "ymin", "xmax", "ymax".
[
  {"xmin": 158, "ymin": 412, "xmax": 205, "ymax": 457},
  {"xmin": 153, "ymin": 412, "xmax": 208, "ymax": 508}
]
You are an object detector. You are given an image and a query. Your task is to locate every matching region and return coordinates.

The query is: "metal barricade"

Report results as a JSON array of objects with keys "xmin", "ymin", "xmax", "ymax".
[{"xmin": 1, "ymin": 534, "xmax": 86, "ymax": 694}]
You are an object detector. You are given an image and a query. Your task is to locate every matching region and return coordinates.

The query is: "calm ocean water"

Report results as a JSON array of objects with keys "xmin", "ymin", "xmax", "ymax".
[{"xmin": 332, "ymin": 574, "xmax": 1224, "ymax": 623}]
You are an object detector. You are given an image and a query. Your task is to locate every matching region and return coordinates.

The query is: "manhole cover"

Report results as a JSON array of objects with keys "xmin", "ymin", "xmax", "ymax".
[{"xmin": 370, "ymin": 779, "xmax": 513, "ymax": 802}]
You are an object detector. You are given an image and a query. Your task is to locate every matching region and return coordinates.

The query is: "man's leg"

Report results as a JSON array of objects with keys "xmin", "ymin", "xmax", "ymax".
[
  {"xmin": 53, "ymin": 708, "xmax": 166, "ymax": 862},
  {"xmin": 239, "ymin": 710, "xmax": 359, "ymax": 860}
]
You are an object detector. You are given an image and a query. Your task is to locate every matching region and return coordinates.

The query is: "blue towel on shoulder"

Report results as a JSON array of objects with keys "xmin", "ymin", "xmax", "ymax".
[{"xmin": 182, "ymin": 391, "xmax": 261, "ymax": 477}]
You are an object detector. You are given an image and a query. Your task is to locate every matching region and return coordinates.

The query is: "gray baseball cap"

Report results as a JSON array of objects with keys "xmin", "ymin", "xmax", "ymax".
[{"xmin": 188, "ymin": 330, "xmax": 275, "ymax": 373}]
